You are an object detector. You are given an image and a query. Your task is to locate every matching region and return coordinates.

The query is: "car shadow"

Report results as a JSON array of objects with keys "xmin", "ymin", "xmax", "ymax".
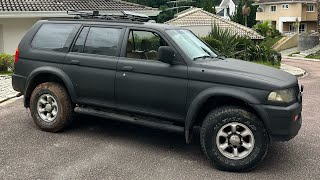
[{"xmin": 66, "ymin": 114, "xmax": 299, "ymax": 173}]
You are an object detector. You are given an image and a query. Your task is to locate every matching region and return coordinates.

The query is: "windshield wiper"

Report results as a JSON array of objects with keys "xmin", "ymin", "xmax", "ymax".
[
  {"xmin": 216, "ymin": 55, "xmax": 225, "ymax": 60},
  {"xmin": 193, "ymin": 55, "xmax": 211, "ymax": 61}
]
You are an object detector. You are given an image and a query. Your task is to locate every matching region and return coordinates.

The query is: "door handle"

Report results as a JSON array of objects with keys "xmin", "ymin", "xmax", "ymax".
[
  {"xmin": 121, "ymin": 66, "xmax": 133, "ymax": 71},
  {"xmin": 70, "ymin": 60, "xmax": 80, "ymax": 65}
]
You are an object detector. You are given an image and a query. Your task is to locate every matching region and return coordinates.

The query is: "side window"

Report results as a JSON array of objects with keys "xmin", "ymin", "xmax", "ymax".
[
  {"xmin": 126, "ymin": 30, "xmax": 167, "ymax": 60},
  {"xmin": 72, "ymin": 27, "xmax": 89, "ymax": 53},
  {"xmin": 83, "ymin": 27, "xmax": 122, "ymax": 56},
  {"xmin": 32, "ymin": 23, "xmax": 76, "ymax": 52}
]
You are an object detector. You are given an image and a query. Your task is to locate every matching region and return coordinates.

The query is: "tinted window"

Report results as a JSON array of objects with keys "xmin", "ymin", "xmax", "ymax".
[
  {"xmin": 126, "ymin": 30, "xmax": 167, "ymax": 60},
  {"xmin": 72, "ymin": 27, "xmax": 89, "ymax": 53},
  {"xmin": 32, "ymin": 23, "xmax": 76, "ymax": 52},
  {"xmin": 83, "ymin": 27, "xmax": 121, "ymax": 56}
]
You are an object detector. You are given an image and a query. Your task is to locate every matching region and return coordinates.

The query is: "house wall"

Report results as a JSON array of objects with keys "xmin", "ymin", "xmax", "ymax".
[
  {"xmin": 301, "ymin": 4, "xmax": 317, "ymax": 21},
  {"xmin": 256, "ymin": 3, "xmax": 317, "ymax": 33},
  {"xmin": 182, "ymin": 25, "xmax": 212, "ymax": 37},
  {"xmin": 283, "ymin": 22, "xmax": 290, "ymax": 32},
  {"xmin": 256, "ymin": 3, "xmax": 303, "ymax": 21},
  {"xmin": 304, "ymin": 21, "xmax": 317, "ymax": 32},
  {"xmin": 0, "ymin": 18, "xmax": 40, "ymax": 54}
]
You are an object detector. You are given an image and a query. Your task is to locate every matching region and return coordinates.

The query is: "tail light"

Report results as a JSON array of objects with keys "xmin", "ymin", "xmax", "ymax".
[{"xmin": 14, "ymin": 48, "xmax": 19, "ymax": 63}]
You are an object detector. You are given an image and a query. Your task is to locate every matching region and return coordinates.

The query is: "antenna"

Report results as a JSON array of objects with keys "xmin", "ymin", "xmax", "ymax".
[{"xmin": 166, "ymin": 0, "xmax": 195, "ymax": 13}]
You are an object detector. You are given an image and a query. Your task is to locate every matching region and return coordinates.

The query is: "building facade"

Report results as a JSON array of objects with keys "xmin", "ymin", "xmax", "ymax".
[
  {"xmin": 254, "ymin": 0, "xmax": 318, "ymax": 35},
  {"xmin": 215, "ymin": 0, "xmax": 239, "ymax": 19},
  {"xmin": 0, "ymin": 0, "xmax": 159, "ymax": 54}
]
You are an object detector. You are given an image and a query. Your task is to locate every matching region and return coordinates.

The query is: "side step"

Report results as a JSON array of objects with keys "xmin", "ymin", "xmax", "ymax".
[{"xmin": 74, "ymin": 107, "xmax": 184, "ymax": 133}]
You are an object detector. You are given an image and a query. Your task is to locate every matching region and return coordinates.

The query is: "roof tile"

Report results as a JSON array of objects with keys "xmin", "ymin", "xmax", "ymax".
[
  {"xmin": 0, "ymin": 0, "xmax": 154, "ymax": 12},
  {"xmin": 166, "ymin": 8, "xmax": 264, "ymax": 39}
]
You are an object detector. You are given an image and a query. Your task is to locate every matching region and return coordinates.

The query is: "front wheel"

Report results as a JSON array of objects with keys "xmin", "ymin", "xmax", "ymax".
[{"xmin": 200, "ymin": 106, "xmax": 269, "ymax": 172}]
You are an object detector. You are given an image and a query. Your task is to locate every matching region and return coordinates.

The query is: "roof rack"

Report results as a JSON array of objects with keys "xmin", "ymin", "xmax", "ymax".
[{"xmin": 67, "ymin": 10, "xmax": 150, "ymax": 22}]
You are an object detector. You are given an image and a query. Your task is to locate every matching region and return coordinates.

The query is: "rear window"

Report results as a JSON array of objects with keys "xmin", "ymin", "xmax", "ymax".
[{"xmin": 31, "ymin": 23, "xmax": 76, "ymax": 52}]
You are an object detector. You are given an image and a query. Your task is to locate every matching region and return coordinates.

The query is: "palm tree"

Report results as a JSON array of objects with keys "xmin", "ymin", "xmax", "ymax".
[{"xmin": 242, "ymin": 2, "xmax": 251, "ymax": 27}]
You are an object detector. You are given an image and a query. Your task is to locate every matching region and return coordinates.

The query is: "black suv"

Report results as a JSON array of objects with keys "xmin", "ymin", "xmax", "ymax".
[{"xmin": 12, "ymin": 13, "xmax": 303, "ymax": 172}]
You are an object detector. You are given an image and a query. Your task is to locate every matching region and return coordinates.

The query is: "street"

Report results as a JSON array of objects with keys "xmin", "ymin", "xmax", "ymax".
[{"xmin": 0, "ymin": 59, "xmax": 319, "ymax": 179}]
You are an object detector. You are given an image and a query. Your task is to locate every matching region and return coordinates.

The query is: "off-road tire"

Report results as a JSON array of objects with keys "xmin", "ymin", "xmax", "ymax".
[
  {"xmin": 200, "ymin": 106, "xmax": 269, "ymax": 172},
  {"xmin": 30, "ymin": 82, "xmax": 73, "ymax": 132}
]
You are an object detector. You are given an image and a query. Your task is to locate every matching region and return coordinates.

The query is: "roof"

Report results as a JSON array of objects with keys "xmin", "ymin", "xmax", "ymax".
[
  {"xmin": 218, "ymin": 0, "xmax": 240, "ymax": 7},
  {"xmin": 254, "ymin": 0, "xmax": 317, "ymax": 5},
  {"xmin": 0, "ymin": 0, "xmax": 160, "ymax": 17},
  {"xmin": 165, "ymin": 8, "xmax": 264, "ymax": 40}
]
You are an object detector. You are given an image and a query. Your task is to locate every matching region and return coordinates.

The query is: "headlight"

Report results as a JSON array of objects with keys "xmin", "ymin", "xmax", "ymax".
[{"xmin": 268, "ymin": 88, "xmax": 296, "ymax": 103}]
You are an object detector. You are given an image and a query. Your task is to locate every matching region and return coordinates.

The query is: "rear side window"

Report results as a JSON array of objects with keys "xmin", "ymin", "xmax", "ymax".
[
  {"xmin": 83, "ymin": 27, "xmax": 122, "ymax": 56},
  {"xmin": 31, "ymin": 23, "xmax": 76, "ymax": 52},
  {"xmin": 72, "ymin": 27, "xmax": 89, "ymax": 53}
]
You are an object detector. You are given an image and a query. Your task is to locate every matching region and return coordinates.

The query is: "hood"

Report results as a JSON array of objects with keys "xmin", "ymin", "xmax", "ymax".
[{"xmin": 195, "ymin": 58, "xmax": 297, "ymax": 90}]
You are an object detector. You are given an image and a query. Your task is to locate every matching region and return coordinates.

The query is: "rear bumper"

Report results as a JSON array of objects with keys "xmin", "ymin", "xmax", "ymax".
[
  {"xmin": 253, "ymin": 102, "xmax": 302, "ymax": 142},
  {"xmin": 12, "ymin": 74, "xmax": 26, "ymax": 93}
]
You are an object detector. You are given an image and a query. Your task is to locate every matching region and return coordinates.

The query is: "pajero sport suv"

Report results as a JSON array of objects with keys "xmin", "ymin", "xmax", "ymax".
[{"xmin": 12, "ymin": 11, "xmax": 303, "ymax": 172}]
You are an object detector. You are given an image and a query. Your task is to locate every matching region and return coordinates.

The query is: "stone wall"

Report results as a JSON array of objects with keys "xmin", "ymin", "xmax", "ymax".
[{"xmin": 298, "ymin": 34, "xmax": 319, "ymax": 51}]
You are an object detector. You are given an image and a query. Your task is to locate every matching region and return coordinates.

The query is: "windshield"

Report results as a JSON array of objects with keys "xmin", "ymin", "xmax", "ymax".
[{"xmin": 166, "ymin": 29, "xmax": 218, "ymax": 60}]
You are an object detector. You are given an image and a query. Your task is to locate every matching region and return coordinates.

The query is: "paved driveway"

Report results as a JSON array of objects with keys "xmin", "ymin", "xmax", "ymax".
[{"xmin": 0, "ymin": 59, "xmax": 319, "ymax": 179}]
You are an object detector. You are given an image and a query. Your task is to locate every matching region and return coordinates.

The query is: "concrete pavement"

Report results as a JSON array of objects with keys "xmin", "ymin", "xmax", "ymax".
[
  {"xmin": 1, "ymin": 59, "xmax": 320, "ymax": 179},
  {"xmin": 0, "ymin": 75, "xmax": 20, "ymax": 103}
]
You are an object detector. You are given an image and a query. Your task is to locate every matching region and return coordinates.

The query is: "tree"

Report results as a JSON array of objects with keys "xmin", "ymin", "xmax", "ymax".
[
  {"xmin": 201, "ymin": 0, "xmax": 215, "ymax": 13},
  {"xmin": 231, "ymin": 0, "xmax": 257, "ymax": 28}
]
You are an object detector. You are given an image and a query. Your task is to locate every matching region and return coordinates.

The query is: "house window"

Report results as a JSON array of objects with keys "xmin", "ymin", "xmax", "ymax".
[
  {"xmin": 270, "ymin": 5, "xmax": 277, "ymax": 12},
  {"xmin": 282, "ymin": 4, "xmax": 289, "ymax": 9},
  {"xmin": 289, "ymin": 24, "xmax": 306, "ymax": 33},
  {"xmin": 299, "ymin": 24, "xmax": 306, "ymax": 33},
  {"xmin": 289, "ymin": 24, "xmax": 295, "ymax": 32},
  {"xmin": 306, "ymin": 4, "xmax": 314, "ymax": 12}
]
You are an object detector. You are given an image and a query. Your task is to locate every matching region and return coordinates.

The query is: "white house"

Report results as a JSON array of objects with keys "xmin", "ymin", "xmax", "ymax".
[
  {"xmin": 0, "ymin": 0, "xmax": 160, "ymax": 54},
  {"xmin": 215, "ymin": 0, "xmax": 239, "ymax": 19},
  {"xmin": 165, "ymin": 8, "xmax": 264, "ymax": 39}
]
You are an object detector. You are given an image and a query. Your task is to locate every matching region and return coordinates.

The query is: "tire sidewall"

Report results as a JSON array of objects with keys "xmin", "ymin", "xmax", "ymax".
[
  {"xmin": 30, "ymin": 85, "xmax": 65, "ymax": 131},
  {"xmin": 202, "ymin": 108, "xmax": 269, "ymax": 171}
]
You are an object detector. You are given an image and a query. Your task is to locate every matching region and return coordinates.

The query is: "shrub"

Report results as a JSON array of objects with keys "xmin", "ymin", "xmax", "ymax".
[
  {"xmin": 253, "ymin": 21, "xmax": 281, "ymax": 38},
  {"xmin": 202, "ymin": 23, "xmax": 281, "ymax": 66},
  {"xmin": 0, "ymin": 54, "xmax": 14, "ymax": 72}
]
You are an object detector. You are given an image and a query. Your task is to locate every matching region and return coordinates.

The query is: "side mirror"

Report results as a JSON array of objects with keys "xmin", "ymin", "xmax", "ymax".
[{"xmin": 158, "ymin": 46, "xmax": 175, "ymax": 64}]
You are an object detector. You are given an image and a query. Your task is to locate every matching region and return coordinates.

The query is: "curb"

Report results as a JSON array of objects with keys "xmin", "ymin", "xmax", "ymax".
[
  {"xmin": 0, "ymin": 92, "xmax": 22, "ymax": 104},
  {"xmin": 282, "ymin": 56, "xmax": 320, "ymax": 62},
  {"xmin": 280, "ymin": 64, "xmax": 306, "ymax": 77},
  {"xmin": 0, "ymin": 75, "xmax": 22, "ymax": 104}
]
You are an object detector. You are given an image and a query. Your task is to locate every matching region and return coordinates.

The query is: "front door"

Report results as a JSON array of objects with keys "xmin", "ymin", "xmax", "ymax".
[
  {"xmin": 64, "ymin": 26, "xmax": 125, "ymax": 107},
  {"xmin": 115, "ymin": 29, "xmax": 188, "ymax": 121}
]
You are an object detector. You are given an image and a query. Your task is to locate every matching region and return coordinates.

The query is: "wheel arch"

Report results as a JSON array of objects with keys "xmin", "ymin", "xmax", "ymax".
[
  {"xmin": 24, "ymin": 66, "xmax": 77, "ymax": 108},
  {"xmin": 185, "ymin": 87, "xmax": 265, "ymax": 143}
]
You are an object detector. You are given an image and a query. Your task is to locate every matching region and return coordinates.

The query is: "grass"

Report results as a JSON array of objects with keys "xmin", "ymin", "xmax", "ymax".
[
  {"xmin": 0, "ymin": 71, "xmax": 13, "ymax": 76},
  {"xmin": 288, "ymin": 51, "xmax": 300, "ymax": 57},
  {"xmin": 305, "ymin": 51, "xmax": 320, "ymax": 59},
  {"xmin": 261, "ymin": 36, "xmax": 283, "ymax": 48},
  {"xmin": 255, "ymin": 61, "xmax": 280, "ymax": 69}
]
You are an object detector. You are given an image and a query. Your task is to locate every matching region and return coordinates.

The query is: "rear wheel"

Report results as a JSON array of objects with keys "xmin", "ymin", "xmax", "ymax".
[
  {"xmin": 200, "ymin": 106, "xmax": 269, "ymax": 172},
  {"xmin": 30, "ymin": 82, "xmax": 73, "ymax": 132}
]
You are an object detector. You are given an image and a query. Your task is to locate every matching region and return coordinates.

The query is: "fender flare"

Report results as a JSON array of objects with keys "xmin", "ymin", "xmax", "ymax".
[
  {"xmin": 184, "ymin": 87, "xmax": 261, "ymax": 143},
  {"xmin": 24, "ymin": 66, "xmax": 77, "ymax": 107}
]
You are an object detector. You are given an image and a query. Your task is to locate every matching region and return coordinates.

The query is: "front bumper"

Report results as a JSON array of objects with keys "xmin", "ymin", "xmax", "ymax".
[{"xmin": 253, "ymin": 101, "xmax": 302, "ymax": 142}]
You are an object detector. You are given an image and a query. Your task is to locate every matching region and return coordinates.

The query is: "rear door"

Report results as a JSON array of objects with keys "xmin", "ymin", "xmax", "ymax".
[{"xmin": 63, "ymin": 25, "xmax": 125, "ymax": 107}]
